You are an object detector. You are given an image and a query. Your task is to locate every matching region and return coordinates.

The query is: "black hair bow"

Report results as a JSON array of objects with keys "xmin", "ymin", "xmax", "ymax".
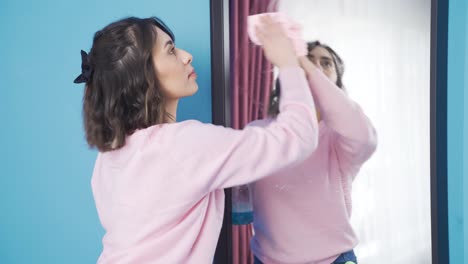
[{"xmin": 73, "ymin": 50, "xmax": 93, "ymax": 84}]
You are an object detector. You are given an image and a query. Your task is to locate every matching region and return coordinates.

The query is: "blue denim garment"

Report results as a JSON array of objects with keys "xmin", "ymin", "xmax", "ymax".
[{"xmin": 253, "ymin": 250, "xmax": 357, "ymax": 264}]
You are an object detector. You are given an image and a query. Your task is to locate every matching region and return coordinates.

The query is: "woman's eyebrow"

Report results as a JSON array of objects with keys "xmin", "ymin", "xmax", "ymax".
[
  {"xmin": 319, "ymin": 56, "xmax": 333, "ymax": 61},
  {"xmin": 164, "ymin": 40, "xmax": 174, "ymax": 48},
  {"xmin": 307, "ymin": 54, "xmax": 333, "ymax": 61}
]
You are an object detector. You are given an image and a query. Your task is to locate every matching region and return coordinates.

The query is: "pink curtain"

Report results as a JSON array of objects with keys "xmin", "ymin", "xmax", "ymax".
[{"xmin": 230, "ymin": 0, "xmax": 277, "ymax": 263}]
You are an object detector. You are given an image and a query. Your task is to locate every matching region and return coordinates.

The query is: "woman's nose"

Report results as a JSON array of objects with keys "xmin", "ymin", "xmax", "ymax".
[{"xmin": 178, "ymin": 49, "xmax": 193, "ymax": 64}]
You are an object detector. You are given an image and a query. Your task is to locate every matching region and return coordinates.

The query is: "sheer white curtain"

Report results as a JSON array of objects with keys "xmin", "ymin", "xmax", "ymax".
[{"xmin": 279, "ymin": 1, "xmax": 432, "ymax": 263}]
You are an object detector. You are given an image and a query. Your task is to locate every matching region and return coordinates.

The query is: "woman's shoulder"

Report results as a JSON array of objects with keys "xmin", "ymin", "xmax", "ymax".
[
  {"xmin": 143, "ymin": 119, "xmax": 226, "ymax": 140},
  {"xmin": 144, "ymin": 119, "xmax": 204, "ymax": 132}
]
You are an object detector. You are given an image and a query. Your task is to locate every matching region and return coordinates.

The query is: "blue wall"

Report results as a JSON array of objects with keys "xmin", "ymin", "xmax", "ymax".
[
  {"xmin": 447, "ymin": 0, "xmax": 467, "ymax": 263},
  {"xmin": 0, "ymin": 0, "xmax": 211, "ymax": 263}
]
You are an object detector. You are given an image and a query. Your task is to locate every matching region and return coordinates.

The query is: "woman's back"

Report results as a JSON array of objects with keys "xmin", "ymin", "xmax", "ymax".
[{"xmin": 93, "ymin": 121, "xmax": 228, "ymax": 263}]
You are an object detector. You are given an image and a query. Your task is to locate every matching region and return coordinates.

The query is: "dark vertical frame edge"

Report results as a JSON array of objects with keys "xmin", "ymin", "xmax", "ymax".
[
  {"xmin": 430, "ymin": 0, "xmax": 449, "ymax": 263},
  {"xmin": 210, "ymin": 0, "xmax": 233, "ymax": 263}
]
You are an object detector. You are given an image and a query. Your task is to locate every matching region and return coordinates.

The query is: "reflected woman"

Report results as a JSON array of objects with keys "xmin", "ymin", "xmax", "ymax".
[{"xmin": 250, "ymin": 41, "xmax": 378, "ymax": 264}]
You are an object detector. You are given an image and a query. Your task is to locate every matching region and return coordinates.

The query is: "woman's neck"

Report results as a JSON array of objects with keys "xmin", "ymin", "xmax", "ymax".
[{"xmin": 165, "ymin": 99, "xmax": 178, "ymax": 123}]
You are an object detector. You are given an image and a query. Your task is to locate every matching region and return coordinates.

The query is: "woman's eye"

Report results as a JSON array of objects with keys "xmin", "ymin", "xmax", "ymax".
[
  {"xmin": 321, "ymin": 60, "xmax": 332, "ymax": 68},
  {"xmin": 169, "ymin": 47, "xmax": 176, "ymax": 55}
]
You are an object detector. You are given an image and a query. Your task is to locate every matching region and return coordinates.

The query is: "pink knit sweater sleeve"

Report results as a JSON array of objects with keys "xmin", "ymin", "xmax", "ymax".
[
  {"xmin": 305, "ymin": 65, "xmax": 377, "ymax": 174},
  {"xmin": 163, "ymin": 66, "xmax": 318, "ymax": 193}
]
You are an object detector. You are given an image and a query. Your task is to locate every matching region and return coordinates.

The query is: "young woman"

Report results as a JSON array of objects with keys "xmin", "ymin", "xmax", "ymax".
[
  {"xmin": 250, "ymin": 41, "xmax": 378, "ymax": 264},
  {"xmin": 74, "ymin": 16, "xmax": 319, "ymax": 263}
]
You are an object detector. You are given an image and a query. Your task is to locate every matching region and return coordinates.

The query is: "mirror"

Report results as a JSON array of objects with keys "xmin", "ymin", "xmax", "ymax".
[{"xmin": 220, "ymin": 0, "xmax": 433, "ymax": 263}]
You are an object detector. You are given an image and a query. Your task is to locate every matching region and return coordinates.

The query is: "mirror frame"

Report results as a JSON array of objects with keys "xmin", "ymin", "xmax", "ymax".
[
  {"xmin": 210, "ymin": 0, "xmax": 450, "ymax": 263},
  {"xmin": 210, "ymin": 0, "xmax": 232, "ymax": 263}
]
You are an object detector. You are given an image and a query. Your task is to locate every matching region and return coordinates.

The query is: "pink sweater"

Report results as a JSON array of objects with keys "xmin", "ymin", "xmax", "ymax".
[
  {"xmin": 91, "ymin": 67, "xmax": 319, "ymax": 263},
  {"xmin": 250, "ymin": 67, "xmax": 377, "ymax": 264}
]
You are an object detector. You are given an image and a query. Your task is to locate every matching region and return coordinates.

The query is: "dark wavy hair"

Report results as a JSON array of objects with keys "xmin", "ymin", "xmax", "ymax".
[
  {"xmin": 268, "ymin": 40, "xmax": 345, "ymax": 116},
  {"xmin": 79, "ymin": 17, "xmax": 174, "ymax": 152}
]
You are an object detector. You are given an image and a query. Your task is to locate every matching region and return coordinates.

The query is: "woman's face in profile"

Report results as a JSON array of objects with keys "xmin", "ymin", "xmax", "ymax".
[
  {"xmin": 151, "ymin": 27, "xmax": 199, "ymax": 100},
  {"xmin": 307, "ymin": 46, "xmax": 338, "ymax": 85}
]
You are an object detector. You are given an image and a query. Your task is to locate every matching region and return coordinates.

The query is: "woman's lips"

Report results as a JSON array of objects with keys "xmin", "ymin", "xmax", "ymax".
[{"xmin": 189, "ymin": 70, "xmax": 197, "ymax": 79}]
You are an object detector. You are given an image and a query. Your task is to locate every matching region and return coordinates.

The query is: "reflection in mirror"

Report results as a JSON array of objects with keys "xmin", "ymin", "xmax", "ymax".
[{"xmin": 248, "ymin": 1, "xmax": 432, "ymax": 263}]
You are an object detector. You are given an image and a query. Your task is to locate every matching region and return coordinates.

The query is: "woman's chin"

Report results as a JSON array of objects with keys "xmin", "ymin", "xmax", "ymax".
[
  {"xmin": 179, "ymin": 85, "xmax": 199, "ymax": 98},
  {"xmin": 189, "ymin": 84, "xmax": 199, "ymax": 95}
]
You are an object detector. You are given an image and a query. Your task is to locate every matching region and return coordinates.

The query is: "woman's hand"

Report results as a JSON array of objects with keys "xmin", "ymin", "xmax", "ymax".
[
  {"xmin": 298, "ymin": 56, "xmax": 316, "ymax": 75},
  {"xmin": 256, "ymin": 15, "xmax": 298, "ymax": 69}
]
